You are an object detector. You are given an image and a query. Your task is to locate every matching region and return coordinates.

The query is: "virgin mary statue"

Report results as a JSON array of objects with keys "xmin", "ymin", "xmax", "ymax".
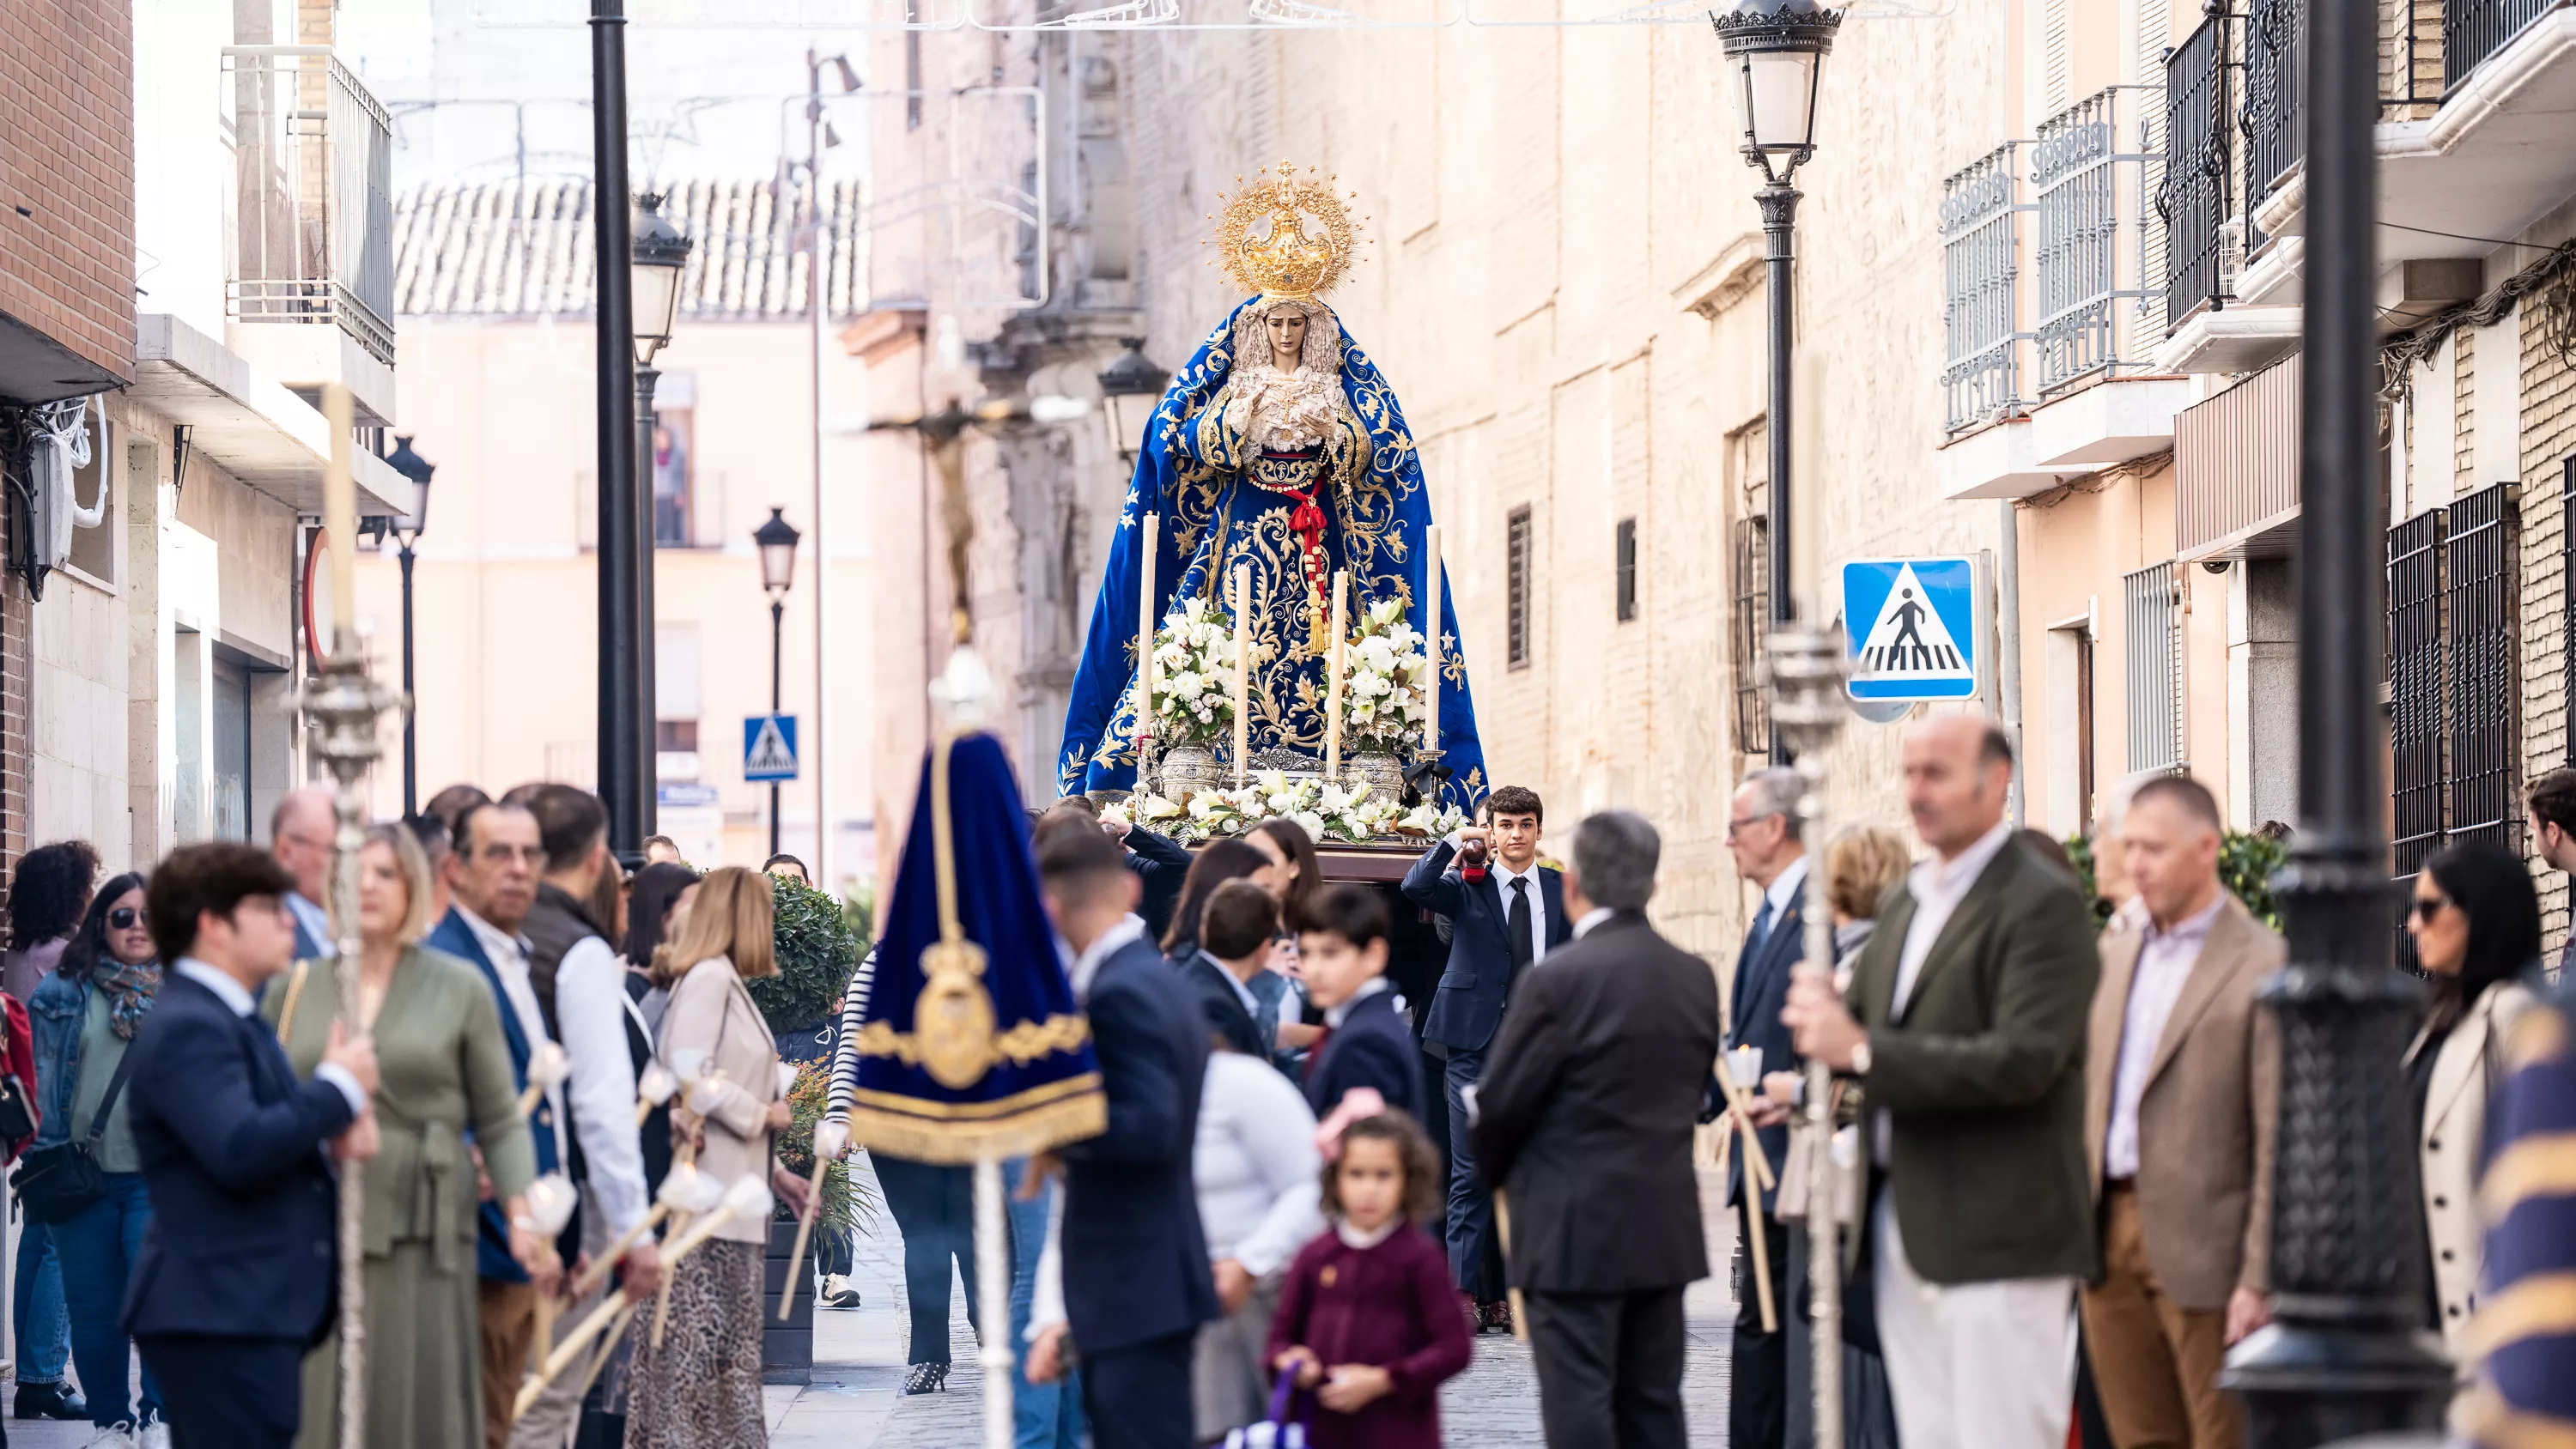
[{"xmin": 1057, "ymin": 163, "xmax": 1487, "ymax": 810}]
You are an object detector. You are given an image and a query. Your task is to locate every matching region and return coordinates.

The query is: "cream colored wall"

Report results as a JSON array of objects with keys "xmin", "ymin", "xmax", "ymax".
[{"xmin": 353, "ymin": 317, "xmax": 878, "ymax": 888}]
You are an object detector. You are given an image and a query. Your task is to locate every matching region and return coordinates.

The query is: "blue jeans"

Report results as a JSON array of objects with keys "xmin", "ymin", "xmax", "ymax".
[
  {"xmin": 1005, "ymin": 1158, "xmax": 1083, "ymax": 1449},
  {"xmin": 873, "ymin": 1154, "xmax": 981, "ymax": 1366},
  {"xmin": 13, "ymin": 1217, "xmax": 70, "ymax": 1385},
  {"xmin": 53, "ymin": 1173, "xmax": 161, "ymax": 1427}
]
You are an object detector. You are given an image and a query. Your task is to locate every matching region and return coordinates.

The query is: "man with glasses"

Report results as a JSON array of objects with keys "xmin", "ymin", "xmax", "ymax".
[
  {"xmin": 2527, "ymin": 769, "xmax": 2576, "ymax": 977},
  {"xmin": 268, "ymin": 789, "xmax": 337, "ymax": 961},
  {"xmin": 1722, "ymin": 767, "xmax": 1807, "ymax": 1449}
]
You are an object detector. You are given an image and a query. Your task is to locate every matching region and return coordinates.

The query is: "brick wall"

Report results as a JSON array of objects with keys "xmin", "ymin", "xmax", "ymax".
[
  {"xmin": 0, "ymin": 0, "xmax": 136, "ymax": 391},
  {"xmin": 2521, "ymin": 291, "xmax": 2576, "ymax": 961},
  {"xmin": 2, "ymin": 506, "xmax": 31, "ymax": 924}
]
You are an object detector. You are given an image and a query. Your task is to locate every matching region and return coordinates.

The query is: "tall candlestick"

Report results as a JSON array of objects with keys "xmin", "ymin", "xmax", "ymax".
[
  {"xmin": 1231, "ymin": 566, "xmax": 1251, "ymax": 785},
  {"xmin": 1137, "ymin": 512, "xmax": 1158, "ymax": 763},
  {"xmin": 1423, "ymin": 524, "xmax": 1442, "ymax": 756},
  {"xmin": 1325, "ymin": 570, "xmax": 1348, "ymax": 783}
]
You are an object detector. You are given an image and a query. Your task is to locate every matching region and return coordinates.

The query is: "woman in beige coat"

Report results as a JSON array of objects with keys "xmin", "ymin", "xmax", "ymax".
[
  {"xmin": 624, "ymin": 867, "xmax": 809, "ymax": 1449},
  {"xmin": 2402, "ymin": 840, "xmax": 2539, "ymax": 1368}
]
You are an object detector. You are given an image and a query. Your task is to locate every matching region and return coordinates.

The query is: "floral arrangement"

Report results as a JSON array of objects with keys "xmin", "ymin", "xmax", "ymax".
[
  {"xmin": 1142, "ymin": 597, "xmax": 1241, "ymax": 748},
  {"xmin": 1339, "ymin": 595, "xmax": 1432, "ymax": 749},
  {"xmin": 1105, "ymin": 770, "xmax": 1468, "ymax": 846}
]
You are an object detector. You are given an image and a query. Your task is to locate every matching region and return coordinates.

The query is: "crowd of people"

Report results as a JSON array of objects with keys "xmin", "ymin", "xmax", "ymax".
[{"xmin": 0, "ymin": 787, "xmax": 839, "ymax": 1449}]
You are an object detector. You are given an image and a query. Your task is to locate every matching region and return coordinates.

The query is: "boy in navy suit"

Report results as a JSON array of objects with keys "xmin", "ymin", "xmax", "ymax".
[
  {"xmin": 1296, "ymin": 884, "xmax": 1425, "ymax": 1124},
  {"xmin": 124, "ymin": 843, "xmax": 380, "ymax": 1449},
  {"xmin": 1400, "ymin": 785, "xmax": 1569, "ymax": 1331}
]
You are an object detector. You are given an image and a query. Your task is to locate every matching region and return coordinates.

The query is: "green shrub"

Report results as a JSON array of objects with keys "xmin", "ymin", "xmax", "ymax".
[
  {"xmin": 2063, "ymin": 828, "xmax": 2286, "ymax": 933},
  {"xmin": 752, "ymin": 875, "xmax": 862, "ymax": 1035}
]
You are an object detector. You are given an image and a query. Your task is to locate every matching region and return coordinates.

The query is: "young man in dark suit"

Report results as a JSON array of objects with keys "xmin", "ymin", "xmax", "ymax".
[
  {"xmin": 1178, "ymin": 880, "xmax": 1276, "ymax": 1061},
  {"xmin": 1722, "ymin": 766, "xmax": 1809, "ymax": 1449},
  {"xmin": 1025, "ymin": 822, "xmax": 1217, "ymax": 1449},
  {"xmin": 124, "ymin": 843, "xmax": 380, "ymax": 1449},
  {"xmin": 1472, "ymin": 810, "xmax": 1724, "ymax": 1449},
  {"xmin": 1297, "ymin": 885, "xmax": 1425, "ymax": 1123},
  {"xmin": 1400, "ymin": 785, "xmax": 1570, "ymax": 1330},
  {"xmin": 1045, "ymin": 795, "xmax": 1194, "ymax": 943}
]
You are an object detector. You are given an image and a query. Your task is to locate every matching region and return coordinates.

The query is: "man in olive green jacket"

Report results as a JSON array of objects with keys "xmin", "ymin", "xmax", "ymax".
[{"xmin": 1785, "ymin": 715, "xmax": 2099, "ymax": 1449}]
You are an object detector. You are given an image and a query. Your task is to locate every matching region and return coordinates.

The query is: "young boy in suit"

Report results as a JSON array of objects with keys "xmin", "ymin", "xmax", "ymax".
[{"xmin": 1297, "ymin": 885, "xmax": 1425, "ymax": 1125}]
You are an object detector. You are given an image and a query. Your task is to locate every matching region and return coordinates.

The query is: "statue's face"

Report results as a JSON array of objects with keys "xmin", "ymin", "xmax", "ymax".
[{"xmin": 1265, "ymin": 309, "xmax": 1308, "ymax": 367}]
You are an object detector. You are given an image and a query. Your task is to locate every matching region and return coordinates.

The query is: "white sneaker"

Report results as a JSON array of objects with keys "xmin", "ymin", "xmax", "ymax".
[
  {"xmin": 821, "ymin": 1273, "xmax": 862, "ymax": 1307},
  {"xmin": 139, "ymin": 1421, "xmax": 172, "ymax": 1449},
  {"xmin": 84, "ymin": 1422, "xmax": 137, "ymax": 1449}
]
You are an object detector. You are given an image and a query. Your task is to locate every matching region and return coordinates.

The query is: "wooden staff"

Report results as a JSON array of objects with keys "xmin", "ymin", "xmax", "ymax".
[
  {"xmin": 777, "ymin": 1119, "xmax": 848, "ymax": 1320},
  {"xmin": 516, "ymin": 1041, "xmax": 569, "ymax": 1120},
  {"xmin": 1492, "ymin": 1188, "xmax": 1529, "ymax": 1343},
  {"xmin": 1712, "ymin": 1060, "xmax": 1777, "ymax": 1332}
]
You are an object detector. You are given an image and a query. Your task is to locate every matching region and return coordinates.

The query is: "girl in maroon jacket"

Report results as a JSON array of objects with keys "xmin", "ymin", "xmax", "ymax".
[{"xmin": 1267, "ymin": 1113, "xmax": 1473, "ymax": 1448}]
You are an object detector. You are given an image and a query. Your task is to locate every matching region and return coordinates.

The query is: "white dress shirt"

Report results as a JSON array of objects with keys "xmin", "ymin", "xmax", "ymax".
[
  {"xmin": 1323, "ymin": 974, "xmax": 1391, "ymax": 1028},
  {"xmin": 1489, "ymin": 860, "xmax": 1550, "ymax": 965},
  {"xmin": 286, "ymin": 892, "xmax": 337, "ymax": 958},
  {"xmin": 2102, "ymin": 894, "xmax": 2224, "ymax": 1180},
  {"xmin": 1199, "ymin": 952, "xmax": 1262, "ymax": 1017},
  {"xmin": 1573, "ymin": 906, "xmax": 1617, "ymax": 939},
  {"xmin": 1194, "ymin": 1052, "xmax": 1324, "ymax": 1276},
  {"xmin": 1071, "ymin": 915, "xmax": 1149, "ymax": 1003},
  {"xmin": 1759, "ymin": 856, "xmax": 1809, "ymax": 944},
  {"xmin": 550, "ymin": 932, "xmax": 648, "ymax": 1235},
  {"xmin": 458, "ymin": 907, "xmax": 569, "ymax": 1172},
  {"xmin": 178, "ymin": 958, "xmax": 368, "ymax": 1118}
]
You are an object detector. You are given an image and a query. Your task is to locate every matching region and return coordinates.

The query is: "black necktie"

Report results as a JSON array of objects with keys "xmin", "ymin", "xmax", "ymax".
[{"xmin": 1508, "ymin": 876, "xmax": 1534, "ymax": 973}]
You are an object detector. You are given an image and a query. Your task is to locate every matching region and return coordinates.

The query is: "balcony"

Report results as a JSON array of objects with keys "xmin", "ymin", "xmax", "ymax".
[
  {"xmin": 1939, "ymin": 89, "xmax": 2186, "ymax": 499},
  {"xmin": 2174, "ymin": 352, "xmax": 2300, "ymax": 561},
  {"xmin": 220, "ymin": 47, "xmax": 398, "ymax": 426}
]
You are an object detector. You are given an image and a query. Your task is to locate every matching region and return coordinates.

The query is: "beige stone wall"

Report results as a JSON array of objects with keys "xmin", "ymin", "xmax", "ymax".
[{"xmin": 2519, "ymin": 288, "xmax": 2576, "ymax": 955}]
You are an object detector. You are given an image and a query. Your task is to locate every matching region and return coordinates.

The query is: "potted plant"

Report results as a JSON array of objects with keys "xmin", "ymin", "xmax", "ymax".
[{"xmin": 754, "ymin": 875, "xmax": 874, "ymax": 1382}]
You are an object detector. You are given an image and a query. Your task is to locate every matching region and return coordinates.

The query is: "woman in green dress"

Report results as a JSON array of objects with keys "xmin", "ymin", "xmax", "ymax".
[{"xmin": 265, "ymin": 823, "xmax": 547, "ymax": 1449}]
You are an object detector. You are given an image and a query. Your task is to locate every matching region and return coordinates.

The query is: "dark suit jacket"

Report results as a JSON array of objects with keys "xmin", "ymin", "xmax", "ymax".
[
  {"xmin": 122, "ymin": 973, "xmax": 357, "ymax": 1343},
  {"xmin": 1060, "ymin": 934, "xmax": 1219, "ymax": 1355},
  {"xmin": 1122, "ymin": 827, "xmax": 1193, "ymax": 943},
  {"xmin": 1400, "ymin": 842, "xmax": 1571, "ymax": 1053},
  {"xmin": 1728, "ymin": 876, "xmax": 1807, "ymax": 1213},
  {"xmin": 1471, "ymin": 912, "xmax": 1724, "ymax": 1294},
  {"xmin": 422, "ymin": 907, "xmax": 563, "ymax": 1282},
  {"xmin": 1303, "ymin": 984, "xmax": 1424, "ymax": 1123},
  {"xmin": 1176, "ymin": 951, "xmax": 1267, "ymax": 1060},
  {"xmin": 1844, "ymin": 831, "xmax": 2100, "ymax": 1285}
]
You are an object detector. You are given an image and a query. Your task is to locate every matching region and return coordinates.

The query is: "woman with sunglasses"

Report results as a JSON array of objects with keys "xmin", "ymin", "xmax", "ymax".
[
  {"xmin": 27, "ymin": 872, "xmax": 166, "ymax": 1440},
  {"xmin": 2403, "ymin": 840, "xmax": 2541, "ymax": 1377}
]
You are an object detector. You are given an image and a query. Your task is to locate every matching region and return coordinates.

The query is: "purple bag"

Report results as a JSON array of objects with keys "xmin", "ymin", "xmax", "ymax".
[{"xmin": 1225, "ymin": 1374, "xmax": 1310, "ymax": 1449}]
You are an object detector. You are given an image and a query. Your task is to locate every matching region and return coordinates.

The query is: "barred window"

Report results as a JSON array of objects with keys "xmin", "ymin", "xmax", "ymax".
[
  {"xmin": 1614, "ymin": 517, "xmax": 1637, "ymax": 623},
  {"xmin": 2122, "ymin": 562, "xmax": 2182, "ymax": 773},
  {"xmin": 1506, "ymin": 506, "xmax": 1533, "ymax": 670},
  {"xmin": 1732, "ymin": 515, "xmax": 1771, "ymax": 754}
]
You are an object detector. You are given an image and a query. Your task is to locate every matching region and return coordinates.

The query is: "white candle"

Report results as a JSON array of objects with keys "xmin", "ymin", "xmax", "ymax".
[
  {"xmin": 1231, "ymin": 566, "xmax": 1251, "ymax": 785},
  {"xmin": 1325, "ymin": 570, "xmax": 1348, "ymax": 783},
  {"xmin": 322, "ymin": 385, "xmax": 356, "ymax": 657},
  {"xmin": 1423, "ymin": 524, "xmax": 1442, "ymax": 756},
  {"xmin": 1137, "ymin": 512, "xmax": 1158, "ymax": 755}
]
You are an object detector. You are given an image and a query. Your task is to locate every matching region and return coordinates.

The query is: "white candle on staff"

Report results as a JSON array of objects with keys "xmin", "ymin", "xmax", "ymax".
[
  {"xmin": 323, "ymin": 385, "xmax": 357, "ymax": 655},
  {"xmin": 1325, "ymin": 570, "xmax": 1348, "ymax": 783},
  {"xmin": 1137, "ymin": 512, "xmax": 1158, "ymax": 750},
  {"xmin": 1231, "ymin": 566, "xmax": 1251, "ymax": 785},
  {"xmin": 1423, "ymin": 524, "xmax": 1442, "ymax": 755}
]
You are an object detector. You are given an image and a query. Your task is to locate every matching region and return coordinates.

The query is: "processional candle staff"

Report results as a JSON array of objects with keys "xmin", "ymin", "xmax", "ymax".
[
  {"xmin": 1422, "ymin": 524, "xmax": 1441, "ymax": 757},
  {"xmin": 307, "ymin": 382, "xmax": 403, "ymax": 1449},
  {"xmin": 1231, "ymin": 565, "xmax": 1252, "ymax": 785},
  {"xmin": 1136, "ymin": 512, "xmax": 1158, "ymax": 767},
  {"xmin": 1765, "ymin": 609, "xmax": 1851, "ymax": 1449},
  {"xmin": 1325, "ymin": 569, "xmax": 1348, "ymax": 782}
]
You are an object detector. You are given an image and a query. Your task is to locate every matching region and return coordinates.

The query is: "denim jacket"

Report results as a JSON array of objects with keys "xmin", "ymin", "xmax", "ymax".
[{"xmin": 27, "ymin": 968, "xmax": 96, "ymax": 1150}]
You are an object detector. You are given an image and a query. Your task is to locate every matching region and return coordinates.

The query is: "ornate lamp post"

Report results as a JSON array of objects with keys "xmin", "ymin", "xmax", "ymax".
[
  {"xmin": 592, "ymin": 0, "xmax": 645, "ymax": 864},
  {"xmin": 384, "ymin": 435, "xmax": 434, "ymax": 819},
  {"xmin": 1713, "ymin": 0, "xmax": 1840, "ymax": 761},
  {"xmin": 627, "ymin": 192, "xmax": 691, "ymax": 864},
  {"xmin": 1097, "ymin": 337, "xmax": 1170, "ymax": 465},
  {"xmin": 2217, "ymin": 0, "xmax": 2451, "ymax": 1439},
  {"xmin": 755, "ymin": 506, "xmax": 802, "ymax": 858}
]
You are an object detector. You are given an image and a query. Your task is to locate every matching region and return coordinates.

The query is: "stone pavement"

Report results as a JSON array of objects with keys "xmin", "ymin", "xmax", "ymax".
[{"xmin": 6, "ymin": 1162, "xmax": 1741, "ymax": 1446}]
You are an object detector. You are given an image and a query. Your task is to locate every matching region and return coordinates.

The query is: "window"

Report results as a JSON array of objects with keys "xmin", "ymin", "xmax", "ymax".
[
  {"xmin": 650, "ymin": 406, "xmax": 696, "ymax": 546},
  {"xmin": 1506, "ymin": 506, "xmax": 1533, "ymax": 670},
  {"xmin": 1731, "ymin": 516, "xmax": 1770, "ymax": 753},
  {"xmin": 211, "ymin": 653, "xmax": 252, "ymax": 840},
  {"xmin": 1614, "ymin": 517, "xmax": 1637, "ymax": 623},
  {"xmin": 2122, "ymin": 562, "xmax": 2182, "ymax": 773},
  {"xmin": 656, "ymin": 719, "xmax": 700, "ymax": 753}
]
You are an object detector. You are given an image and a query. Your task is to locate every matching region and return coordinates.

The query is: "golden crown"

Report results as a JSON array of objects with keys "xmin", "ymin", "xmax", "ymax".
[{"xmin": 1202, "ymin": 161, "xmax": 1367, "ymax": 302}]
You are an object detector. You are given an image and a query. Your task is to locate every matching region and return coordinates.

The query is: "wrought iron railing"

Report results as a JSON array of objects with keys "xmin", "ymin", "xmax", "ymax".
[
  {"xmin": 219, "ymin": 47, "xmax": 396, "ymax": 367},
  {"xmin": 1941, "ymin": 144, "xmax": 2032, "ymax": 433},
  {"xmin": 2032, "ymin": 87, "xmax": 2166, "ymax": 392},
  {"xmin": 2445, "ymin": 0, "xmax": 2562, "ymax": 88},
  {"xmin": 2388, "ymin": 506, "xmax": 2447, "ymax": 971},
  {"xmin": 1732, "ymin": 513, "xmax": 1771, "ymax": 753},
  {"xmin": 2158, "ymin": 14, "xmax": 2234, "ymax": 334},
  {"xmin": 2242, "ymin": 0, "xmax": 2303, "ymax": 207},
  {"xmin": 2445, "ymin": 482, "xmax": 2521, "ymax": 854}
]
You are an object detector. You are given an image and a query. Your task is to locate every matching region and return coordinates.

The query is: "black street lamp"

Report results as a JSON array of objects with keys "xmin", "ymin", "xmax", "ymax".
[
  {"xmin": 2217, "ymin": 0, "xmax": 2451, "ymax": 1439},
  {"xmin": 591, "ymin": 0, "xmax": 648, "ymax": 864},
  {"xmin": 1097, "ymin": 337, "xmax": 1170, "ymax": 465},
  {"xmin": 1713, "ymin": 0, "xmax": 1839, "ymax": 761},
  {"xmin": 755, "ymin": 507, "xmax": 801, "ymax": 858},
  {"xmin": 385, "ymin": 435, "xmax": 434, "ymax": 820},
  {"xmin": 631, "ymin": 191, "xmax": 691, "ymax": 858}
]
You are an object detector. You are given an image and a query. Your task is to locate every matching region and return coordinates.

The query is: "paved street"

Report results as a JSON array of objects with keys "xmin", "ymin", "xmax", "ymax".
[{"xmin": 7, "ymin": 1163, "xmax": 1739, "ymax": 1446}]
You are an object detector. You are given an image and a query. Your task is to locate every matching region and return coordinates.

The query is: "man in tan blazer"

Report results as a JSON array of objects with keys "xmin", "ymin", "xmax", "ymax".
[{"xmin": 2081, "ymin": 774, "xmax": 2281, "ymax": 1449}]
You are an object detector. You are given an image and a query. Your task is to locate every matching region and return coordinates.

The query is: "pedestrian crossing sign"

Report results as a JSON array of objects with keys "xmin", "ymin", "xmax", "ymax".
[
  {"xmin": 1839, "ymin": 557, "xmax": 1979, "ymax": 702},
  {"xmin": 744, "ymin": 713, "xmax": 799, "ymax": 782}
]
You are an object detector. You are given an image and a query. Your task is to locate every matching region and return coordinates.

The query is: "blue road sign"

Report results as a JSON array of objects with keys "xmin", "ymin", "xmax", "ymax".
[
  {"xmin": 1839, "ymin": 557, "xmax": 1979, "ymax": 702},
  {"xmin": 744, "ymin": 714, "xmax": 799, "ymax": 782}
]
